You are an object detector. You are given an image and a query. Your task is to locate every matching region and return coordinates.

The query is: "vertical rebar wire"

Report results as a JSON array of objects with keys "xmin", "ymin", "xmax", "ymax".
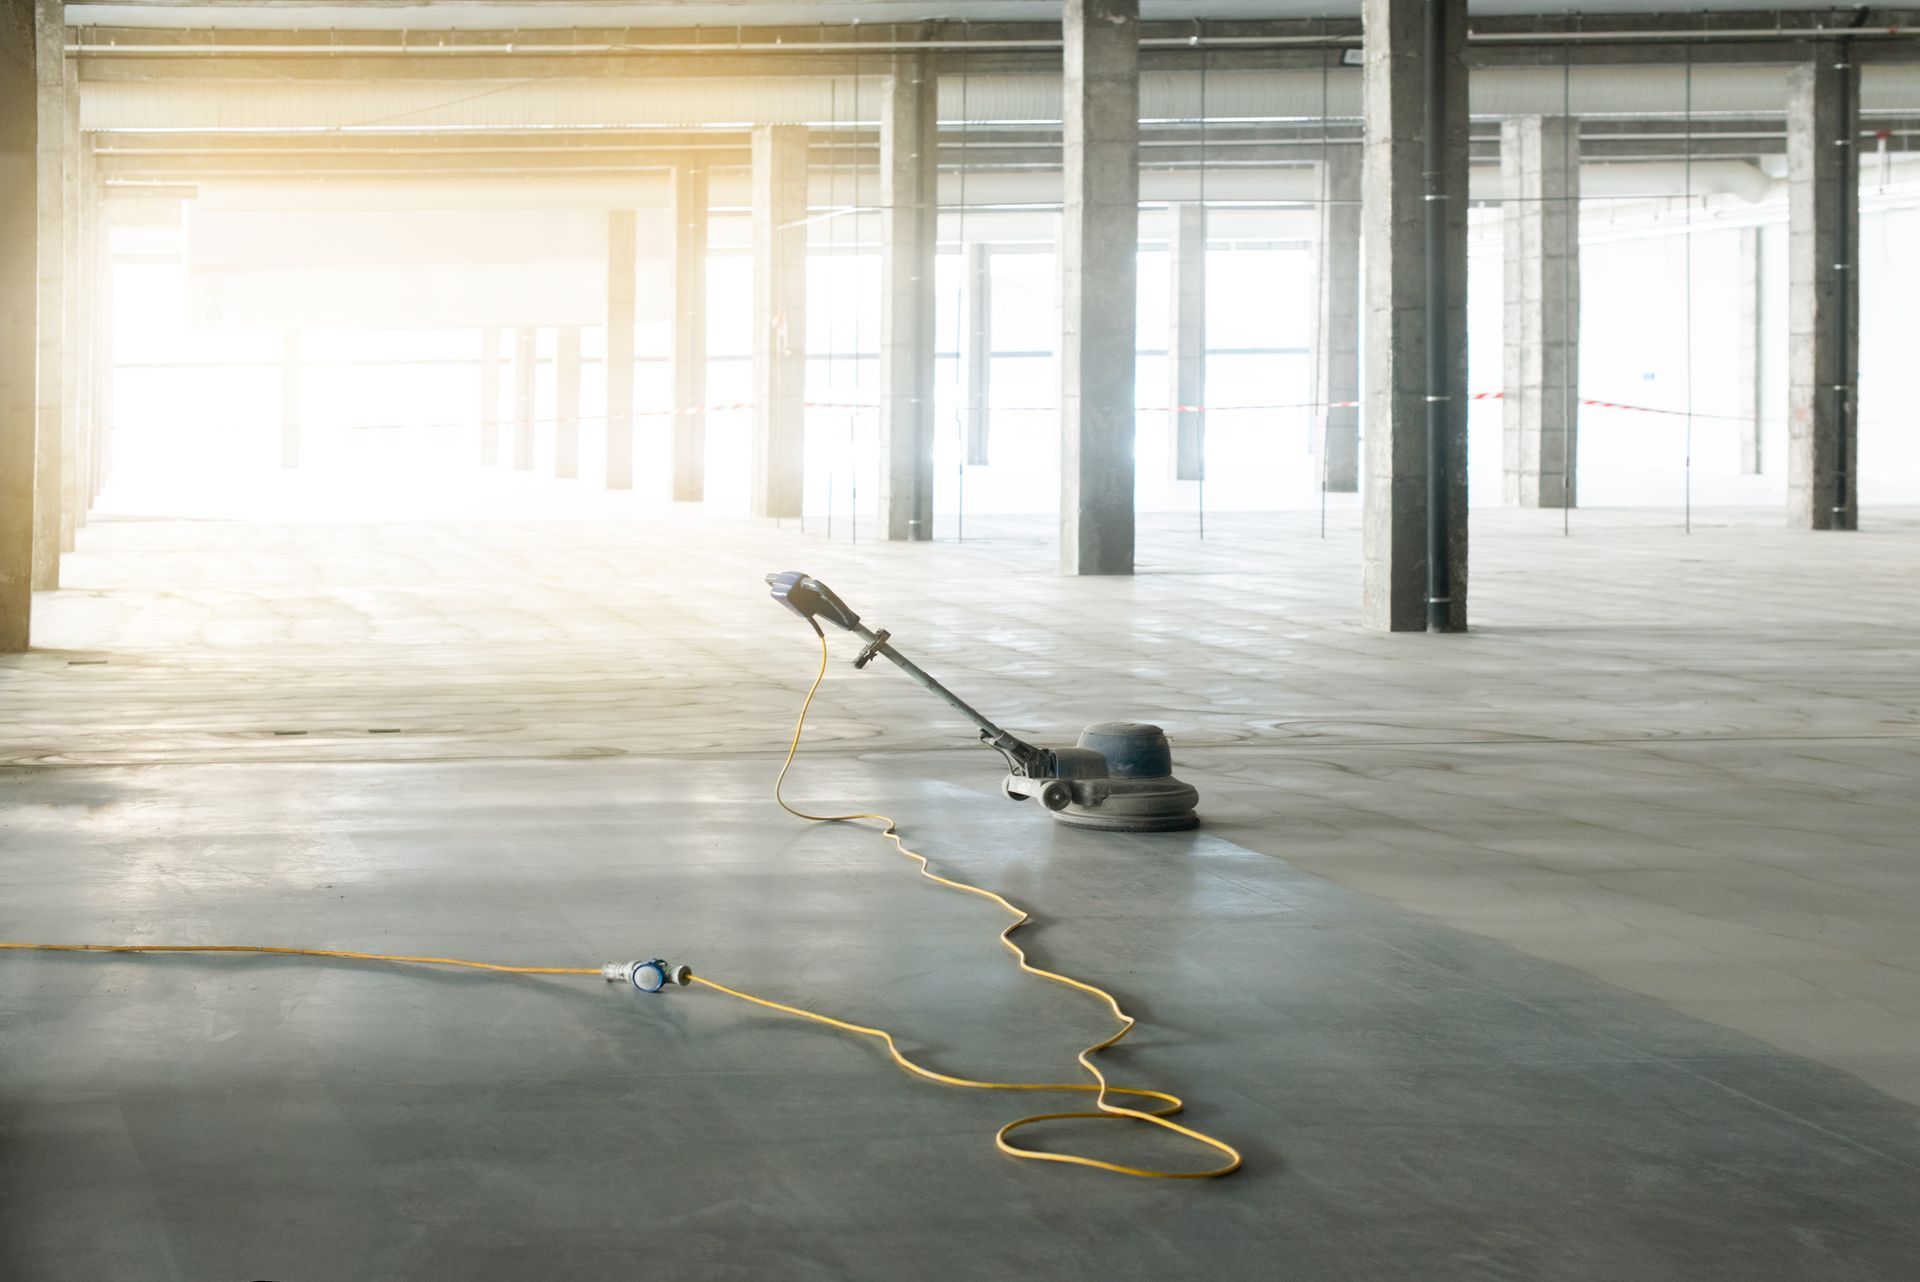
[
  {"xmin": 1833, "ymin": 34, "xmax": 1855, "ymax": 529},
  {"xmin": 825, "ymin": 56, "xmax": 839, "ymax": 540},
  {"xmin": 956, "ymin": 24, "xmax": 970, "ymax": 542},
  {"xmin": 1420, "ymin": 0, "xmax": 1453, "ymax": 633},
  {"xmin": 1318, "ymin": 20, "xmax": 1332, "ymax": 541},
  {"xmin": 1196, "ymin": 21, "xmax": 1207, "ymax": 540},
  {"xmin": 850, "ymin": 23, "xmax": 862, "ymax": 545},
  {"xmin": 1684, "ymin": 29, "xmax": 1694, "ymax": 535},
  {"xmin": 1561, "ymin": 25, "xmax": 1575, "ymax": 537},
  {"xmin": 824, "ymin": 30, "xmax": 837, "ymax": 540}
]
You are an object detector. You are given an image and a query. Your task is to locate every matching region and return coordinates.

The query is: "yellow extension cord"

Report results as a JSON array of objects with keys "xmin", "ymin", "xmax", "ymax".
[{"xmin": 0, "ymin": 622, "xmax": 1241, "ymax": 1180}]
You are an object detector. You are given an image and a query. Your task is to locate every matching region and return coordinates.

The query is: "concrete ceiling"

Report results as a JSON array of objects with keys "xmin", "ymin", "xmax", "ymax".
[{"xmin": 66, "ymin": 2, "xmax": 1866, "ymax": 32}]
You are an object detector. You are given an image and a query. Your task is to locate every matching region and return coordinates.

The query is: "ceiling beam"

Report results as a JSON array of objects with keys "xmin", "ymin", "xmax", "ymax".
[{"xmin": 69, "ymin": 12, "xmax": 1920, "ymax": 82}]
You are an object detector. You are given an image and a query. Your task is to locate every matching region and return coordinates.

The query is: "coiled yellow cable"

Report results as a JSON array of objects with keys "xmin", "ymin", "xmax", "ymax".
[
  {"xmin": 759, "ymin": 619, "xmax": 1241, "ymax": 1179},
  {"xmin": 0, "ymin": 621, "xmax": 1241, "ymax": 1180}
]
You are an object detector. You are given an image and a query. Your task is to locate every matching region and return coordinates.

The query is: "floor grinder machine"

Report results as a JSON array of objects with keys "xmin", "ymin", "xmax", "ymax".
[{"xmin": 767, "ymin": 571, "xmax": 1200, "ymax": 833}]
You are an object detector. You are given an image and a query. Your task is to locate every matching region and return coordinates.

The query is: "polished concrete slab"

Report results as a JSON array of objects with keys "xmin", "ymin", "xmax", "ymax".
[{"xmin": 4, "ymin": 505, "xmax": 1920, "ymax": 1277}]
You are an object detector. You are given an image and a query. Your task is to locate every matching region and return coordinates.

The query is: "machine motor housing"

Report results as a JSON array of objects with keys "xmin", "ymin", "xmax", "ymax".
[{"xmin": 1002, "ymin": 723, "xmax": 1200, "ymax": 833}]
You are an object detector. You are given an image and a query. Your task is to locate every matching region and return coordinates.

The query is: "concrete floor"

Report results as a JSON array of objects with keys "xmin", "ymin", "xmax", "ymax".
[{"xmin": 4, "ymin": 504, "xmax": 1920, "ymax": 1278}]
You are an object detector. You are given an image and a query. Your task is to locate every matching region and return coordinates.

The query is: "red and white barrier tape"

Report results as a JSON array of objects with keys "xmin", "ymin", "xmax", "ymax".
[{"xmin": 337, "ymin": 391, "xmax": 1775, "ymax": 433}]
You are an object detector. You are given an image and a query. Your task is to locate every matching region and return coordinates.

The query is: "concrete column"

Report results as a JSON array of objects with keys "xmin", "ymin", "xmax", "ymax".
[
  {"xmin": 554, "ymin": 325, "xmax": 581, "ymax": 479},
  {"xmin": 1361, "ymin": 0, "xmax": 1469, "ymax": 632},
  {"xmin": 670, "ymin": 166, "xmax": 707, "ymax": 502},
  {"xmin": 1, "ymin": 0, "xmax": 38, "ymax": 652},
  {"xmin": 878, "ymin": 53, "xmax": 938, "ymax": 541},
  {"xmin": 478, "ymin": 327, "xmax": 500, "ymax": 465},
  {"xmin": 1315, "ymin": 147, "xmax": 1362, "ymax": 492},
  {"xmin": 605, "ymin": 210, "xmax": 636, "ymax": 490},
  {"xmin": 76, "ymin": 138, "xmax": 97, "ymax": 510},
  {"xmin": 1736, "ymin": 226, "xmax": 1763, "ymax": 475},
  {"xmin": 1167, "ymin": 202, "xmax": 1206, "ymax": 482},
  {"xmin": 1500, "ymin": 115, "xmax": 1580, "ymax": 509},
  {"xmin": 751, "ymin": 125, "xmax": 808, "ymax": 520},
  {"xmin": 1786, "ymin": 52, "xmax": 1859, "ymax": 531},
  {"xmin": 1059, "ymin": 0, "xmax": 1140, "ymax": 576},
  {"xmin": 280, "ymin": 330, "xmax": 301, "ymax": 469},
  {"xmin": 88, "ymin": 168, "xmax": 111, "ymax": 500},
  {"xmin": 30, "ymin": 0, "xmax": 60, "ymax": 589},
  {"xmin": 963, "ymin": 241, "xmax": 991, "ymax": 466},
  {"xmin": 513, "ymin": 326, "xmax": 535, "ymax": 471}
]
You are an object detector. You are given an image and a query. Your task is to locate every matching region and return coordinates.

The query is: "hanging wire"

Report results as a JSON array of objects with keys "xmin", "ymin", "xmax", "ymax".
[
  {"xmin": 1683, "ymin": 27, "xmax": 1695, "ymax": 534},
  {"xmin": 850, "ymin": 22, "xmax": 863, "ymax": 546},
  {"xmin": 1317, "ymin": 19, "xmax": 1332, "ymax": 541},
  {"xmin": 955, "ymin": 22, "xmax": 972, "ymax": 543},
  {"xmin": 1833, "ymin": 34, "xmax": 1857, "ymax": 529},
  {"xmin": 820, "ymin": 25, "xmax": 838, "ymax": 540},
  {"xmin": 1560, "ymin": 22, "xmax": 1576, "ymax": 537},
  {"xmin": 1195, "ymin": 20, "xmax": 1207, "ymax": 541},
  {"xmin": 825, "ymin": 45, "xmax": 839, "ymax": 541}
]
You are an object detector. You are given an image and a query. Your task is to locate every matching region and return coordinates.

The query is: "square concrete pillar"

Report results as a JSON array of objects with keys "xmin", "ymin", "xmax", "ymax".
[
  {"xmin": 1315, "ymin": 146, "xmax": 1362, "ymax": 493},
  {"xmin": 1500, "ymin": 115, "xmax": 1580, "ymax": 509},
  {"xmin": 554, "ymin": 325, "xmax": 581, "ymax": 479},
  {"xmin": 751, "ymin": 125, "xmax": 808, "ymax": 520},
  {"xmin": 1736, "ymin": 227, "xmax": 1763, "ymax": 476},
  {"xmin": 1168, "ymin": 202, "xmax": 1206, "ymax": 482},
  {"xmin": 280, "ymin": 330, "xmax": 301, "ymax": 469},
  {"xmin": 1, "ymin": 0, "xmax": 39, "ymax": 652},
  {"xmin": 878, "ymin": 53, "xmax": 937, "ymax": 541},
  {"xmin": 30, "ymin": 0, "xmax": 61, "ymax": 589},
  {"xmin": 1361, "ymin": 0, "xmax": 1468, "ymax": 632},
  {"xmin": 963, "ymin": 241, "xmax": 991, "ymax": 467},
  {"xmin": 478, "ymin": 328, "xmax": 501, "ymax": 466},
  {"xmin": 1786, "ymin": 53, "xmax": 1859, "ymax": 531},
  {"xmin": 87, "ymin": 166, "xmax": 111, "ymax": 502},
  {"xmin": 670, "ymin": 166, "xmax": 708, "ymax": 502},
  {"xmin": 512, "ymin": 327, "xmax": 536, "ymax": 471},
  {"xmin": 605, "ymin": 210, "xmax": 636, "ymax": 490},
  {"xmin": 1060, "ymin": 0, "xmax": 1139, "ymax": 576},
  {"xmin": 75, "ymin": 136, "xmax": 96, "ymax": 513}
]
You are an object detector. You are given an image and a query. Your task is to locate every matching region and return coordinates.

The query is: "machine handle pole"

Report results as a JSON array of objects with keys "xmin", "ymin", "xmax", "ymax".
[
  {"xmin": 764, "ymin": 571, "xmax": 1049, "ymax": 776},
  {"xmin": 849, "ymin": 624, "xmax": 1049, "ymax": 774}
]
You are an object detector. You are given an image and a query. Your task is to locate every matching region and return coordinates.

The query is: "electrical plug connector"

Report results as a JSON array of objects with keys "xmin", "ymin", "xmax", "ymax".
[{"xmin": 601, "ymin": 959, "xmax": 691, "ymax": 993}]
